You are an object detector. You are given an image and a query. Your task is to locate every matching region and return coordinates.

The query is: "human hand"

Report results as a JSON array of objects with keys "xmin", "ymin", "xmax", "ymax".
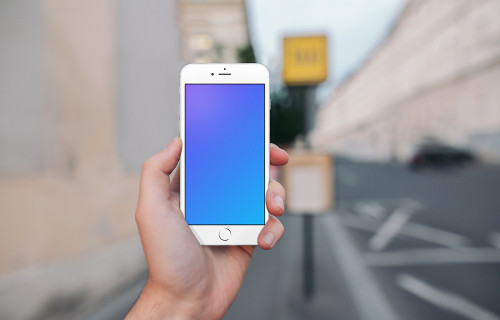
[{"xmin": 126, "ymin": 137, "xmax": 289, "ymax": 320}]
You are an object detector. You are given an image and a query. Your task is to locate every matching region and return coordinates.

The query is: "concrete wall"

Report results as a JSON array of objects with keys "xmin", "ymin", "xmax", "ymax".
[
  {"xmin": 311, "ymin": 0, "xmax": 500, "ymax": 163},
  {"xmin": 0, "ymin": 0, "xmax": 183, "ymax": 318},
  {"xmin": 0, "ymin": 1, "xmax": 47, "ymax": 174},
  {"xmin": 117, "ymin": 0, "xmax": 183, "ymax": 171}
]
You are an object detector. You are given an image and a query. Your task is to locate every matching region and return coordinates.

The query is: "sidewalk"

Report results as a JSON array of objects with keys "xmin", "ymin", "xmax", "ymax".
[{"xmin": 225, "ymin": 215, "xmax": 359, "ymax": 320}]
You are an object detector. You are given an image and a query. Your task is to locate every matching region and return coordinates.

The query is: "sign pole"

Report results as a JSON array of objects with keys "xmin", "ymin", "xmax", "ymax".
[
  {"xmin": 303, "ymin": 213, "xmax": 314, "ymax": 299},
  {"xmin": 282, "ymin": 149, "xmax": 334, "ymax": 301},
  {"xmin": 303, "ymin": 85, "xmax": 315, "ymax": 300},
  {"xmin": 282, "ymin": 34, "xmax": 329, "ymax": 302}
]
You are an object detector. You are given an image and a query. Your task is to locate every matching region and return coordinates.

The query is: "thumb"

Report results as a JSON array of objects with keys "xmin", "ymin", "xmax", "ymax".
[{"xmin": 138, "ymin": 137, "xmax": 182, "ymax": 205}]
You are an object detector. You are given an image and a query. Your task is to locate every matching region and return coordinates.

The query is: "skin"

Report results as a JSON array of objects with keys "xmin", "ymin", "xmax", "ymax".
[{"xmin": 126, "ymin": 137, "xmax": 289, "ymax": 320}]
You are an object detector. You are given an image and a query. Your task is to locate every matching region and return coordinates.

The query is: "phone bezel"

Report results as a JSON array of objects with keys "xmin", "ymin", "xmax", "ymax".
[{"xmin": 179, "ymin": 63, "xmax": 270, "ymax": 245}]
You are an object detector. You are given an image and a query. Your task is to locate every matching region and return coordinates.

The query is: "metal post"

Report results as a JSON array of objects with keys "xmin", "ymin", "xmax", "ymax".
[
  {"xmin": 303, "ymin": 214, "xmax": 314, "ymax": 299},
  {"xmin": 302, "ymin": 85, "xmax": 316, "ymax": 300}
]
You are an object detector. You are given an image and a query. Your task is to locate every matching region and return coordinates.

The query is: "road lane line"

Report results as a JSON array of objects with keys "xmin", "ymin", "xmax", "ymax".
[
  {"xmin": 369, "ymin": 206, "xmax": 414, "ymax": 251},
  {"xmin": 489, "ymin": 232, "xmax": 500, "ymax": 250},
  {"xmin": 403, "ymin": 221, "xmax": 470, "ymax": 248},
  {"xmin": 354, "ymin": 201, "xmax": 387, "ymax": 220},
  {"xmin": 396, "ymin": 273, "xmax": 500, "ymax": 320},
  {"xmin": 321, "ymin": 214, "xmax": 399, "ymax": 320},
  {"xmin": 338, "ymin": 197, "xmax": 421, "ymax": 208},
  {"xmin": 341, "ymin": 212, "xmax": 470, "ymax": 248},
  {"xmin": 365, "ymin": 248, "xmax": 500, "ymax": 266}
]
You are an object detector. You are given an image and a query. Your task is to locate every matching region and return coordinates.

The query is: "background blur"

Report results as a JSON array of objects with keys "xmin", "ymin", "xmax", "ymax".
[{"xmin": 1, "ymin": 0, "xmax": 499, "ymax": 319}]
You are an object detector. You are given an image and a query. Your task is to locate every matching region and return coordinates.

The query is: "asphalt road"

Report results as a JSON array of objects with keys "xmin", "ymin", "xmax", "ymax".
[
  {"xmin": 335, "ymin": 159, "xmax": 500, "ymax": 320},
  {"xmin": 85, "ymin": 159, "xmax": 500, "ymax": 320}
]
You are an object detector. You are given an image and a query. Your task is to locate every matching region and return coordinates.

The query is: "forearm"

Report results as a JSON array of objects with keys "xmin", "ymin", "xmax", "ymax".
[{"xmin": 126, "ymin": 282, "xmax": 204, "ymax": 320}]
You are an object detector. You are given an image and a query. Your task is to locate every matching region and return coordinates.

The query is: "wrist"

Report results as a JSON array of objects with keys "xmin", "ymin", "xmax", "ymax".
[{"xmin": 126, "ymin": 281, "xmax": 208, "ymax": 320}]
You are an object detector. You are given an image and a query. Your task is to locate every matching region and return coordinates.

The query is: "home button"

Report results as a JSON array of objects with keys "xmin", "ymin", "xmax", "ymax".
[{"xmin": 219, "ymin": 228, "xmax": 231, "ymax": 241}]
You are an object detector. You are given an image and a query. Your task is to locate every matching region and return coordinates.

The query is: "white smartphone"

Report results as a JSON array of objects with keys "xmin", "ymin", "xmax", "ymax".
[{"xmin": 179, "ymin": 63, "xmax": 270, "ymax": 245}]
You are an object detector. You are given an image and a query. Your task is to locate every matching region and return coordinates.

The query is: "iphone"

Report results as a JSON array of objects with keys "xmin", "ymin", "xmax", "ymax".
[{"xmin": 179, "ymin": 64, "xmax": 270, "ymax": 245}]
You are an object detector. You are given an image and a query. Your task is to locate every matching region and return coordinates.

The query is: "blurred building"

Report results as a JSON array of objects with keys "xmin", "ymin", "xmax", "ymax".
[
  {"xmin": 311, "ymin": 0, "xmax": 500, "ymax": 163},
  {"xmin": 0, "ymin": 0, "xmax": 183, "ymax": 318},
  {"xmin": 178, "ymin": 0, "xmax": 250, "ymax": 63}
]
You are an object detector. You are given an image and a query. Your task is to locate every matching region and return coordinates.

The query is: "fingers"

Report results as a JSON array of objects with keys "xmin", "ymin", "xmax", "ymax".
[
  {"xmin": 261, "ymin": 147, "xmax": 287, "ymax": 250},
  {"xmin": 139, "ymin": 137, "xmax": 182, "ymax": 204},
  {"xmin": 266, "ymin": 179, "xmax": 285, "ymax": 216},
  {"xmin": 258, "ymin": 216, "xmax": 284, "ymax": 250},
  {"xmin": 270, "ymin": 144, "xmax": 288, "ymax": 166}
]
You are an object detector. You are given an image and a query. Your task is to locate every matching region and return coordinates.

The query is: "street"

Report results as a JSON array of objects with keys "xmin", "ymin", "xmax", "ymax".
[
  {"xmin": 233, "ymin": 159, "xmax": 500, "ymax": 320},
  {"xmin": 85, "ymin": 159, "xmax": 500, "ymax": 320},
  {"xmin": 334, "ymin": 159, "xmax": 500, "ymax": 320}
]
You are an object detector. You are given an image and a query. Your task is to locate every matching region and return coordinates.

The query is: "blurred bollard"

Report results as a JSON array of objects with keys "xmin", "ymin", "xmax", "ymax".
[{"xmin": 283, "ymin": 151, "xmax": 334, "ymax": 300}]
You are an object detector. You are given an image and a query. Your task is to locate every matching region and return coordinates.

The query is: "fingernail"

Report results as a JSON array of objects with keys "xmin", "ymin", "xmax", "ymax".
[
  {"xmin": 263, "ymin": 232, "xmax": 276, "ymax": 247},
  {"xmin": 166, "ymin": 137, "xmax": 179, "ymax": 149},
  {"xmin": 274, "ymin": 195, "xmax": 284, "ymax": 211}
]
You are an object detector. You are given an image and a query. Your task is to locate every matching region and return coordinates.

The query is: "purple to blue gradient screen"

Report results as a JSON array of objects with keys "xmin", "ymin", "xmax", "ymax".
[{"xmin": 185, "ymin": 84, "xmax": 265, "ymax": 225}]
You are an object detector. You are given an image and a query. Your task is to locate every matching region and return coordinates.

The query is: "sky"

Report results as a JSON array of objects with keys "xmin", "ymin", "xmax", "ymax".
[{"xmin": 246, "ymin": 0, "xmax": 406, "ymax": 99}]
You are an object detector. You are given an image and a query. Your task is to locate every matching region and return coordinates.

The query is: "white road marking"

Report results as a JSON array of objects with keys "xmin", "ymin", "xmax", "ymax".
[
  {"xmin": 365, "ymin": 247, "xmax": 500, "ymax": 266},
  {"xmin": 397, "ymin": 273, "xmax": 500, "ymax": 320},
  {"xmin": 369, "ymin": 206, "xmax": 414, "ymax": 251},
  {"xmin": 402, "ymin": 221, "xmax": 471, "ymax": 248},
  {"xmin": 341, "ymin": 212, "xmax": 471, "ymax": 248},
  {"xmin": 339, "ymin": 197, "xmax": 423, "ymax": 209},
  {"xmin": 354, "ymin": 201, "xmax": 387, "ymax": 220},
  {"xmin": 488, "ymin": 232, "xmax": 500, "ymax": 250},
  {"xmin": 320, "ymin": 214, "xmax": 399, "ymax": 320}
]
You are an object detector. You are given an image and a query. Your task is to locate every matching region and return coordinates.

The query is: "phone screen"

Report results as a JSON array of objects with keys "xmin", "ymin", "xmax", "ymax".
[{"xmin": 185, "ymin": 84, "xmax": 265, "ymax": 225}]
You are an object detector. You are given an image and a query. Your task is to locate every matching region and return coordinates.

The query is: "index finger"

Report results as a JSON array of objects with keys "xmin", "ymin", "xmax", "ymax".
[{"xmin": 270, "ymin": 144, "xmax": 288, "ymax": 166}]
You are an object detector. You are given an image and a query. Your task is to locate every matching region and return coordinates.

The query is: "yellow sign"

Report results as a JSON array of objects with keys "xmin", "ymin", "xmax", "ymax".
[{"xmin": 283, "ymin": 35, "xmax": 328, "ymax": 85}]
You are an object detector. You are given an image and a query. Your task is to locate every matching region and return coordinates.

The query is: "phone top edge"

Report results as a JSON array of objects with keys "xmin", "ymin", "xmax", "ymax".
[{"xmin": 180, "ymin": 63, "xmax": 269, "ymax": 82}]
